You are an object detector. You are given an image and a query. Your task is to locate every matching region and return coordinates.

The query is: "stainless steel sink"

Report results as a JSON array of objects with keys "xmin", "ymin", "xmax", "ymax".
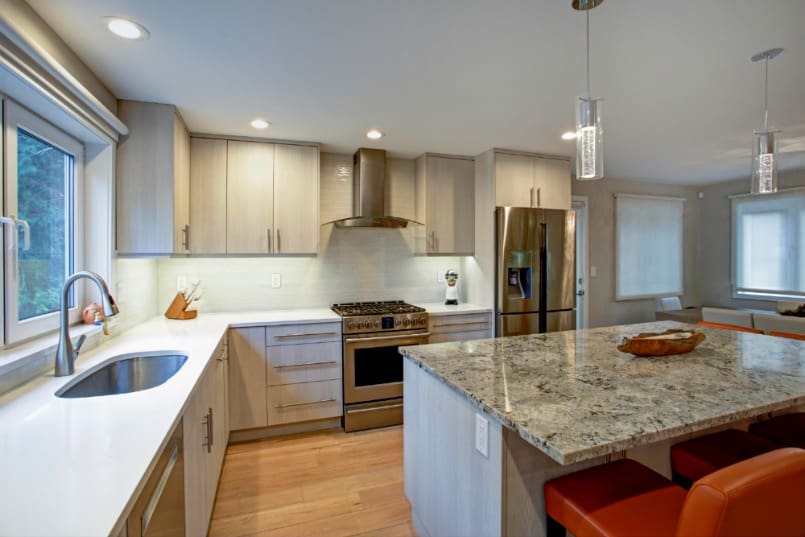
[{"xmin": 56, "ymin": 351, "xmax": 188, "ymax": 398}]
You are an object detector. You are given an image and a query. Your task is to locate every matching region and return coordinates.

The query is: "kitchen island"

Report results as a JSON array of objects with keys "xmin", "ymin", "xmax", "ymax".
[{"xmin": 400, "ymin": 321, "xmax": 805, "ymax": 537}]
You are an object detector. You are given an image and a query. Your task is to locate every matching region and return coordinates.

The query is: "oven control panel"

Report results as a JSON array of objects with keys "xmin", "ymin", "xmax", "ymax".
[{"xmin": 343, "ymin": 313, "xmax": 428, "ymax": 334}]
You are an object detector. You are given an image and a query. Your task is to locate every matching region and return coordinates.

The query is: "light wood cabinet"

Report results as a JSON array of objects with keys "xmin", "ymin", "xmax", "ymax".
[
  {"xmin": 273, "ymin": 144, "xmax": 319, "ymax": 254},
  {"xmin": 189, "ymin": 138, "xmax": 227, "ymax": 253},
  {"xmin": 415, "ymin": 154, "xmax": 475, "ymax": 255},
  {"xmin": 428, "ymin": 311, "xmax": 493, "ymax": 343},
  {"xmin": 226, "ymin": 140, "xmax": 275, "ymax": 254},
  {"xmin": 184, "ymin": 337, "xmax": 228, "ymax": 537},
  {"xmin": 228, "ymin": 327, "xmax": 267, "ymax": 430},
  {"xmin": 116, "ymin": 100, "xmax": 190, "ymax": 255},
  {"xmin": 494, "ymin": 150, "xmax": 570, "ymax": 210},
  {"xmin": 267, "ymin": 379, "xmax": 342, "ymax": 426}
]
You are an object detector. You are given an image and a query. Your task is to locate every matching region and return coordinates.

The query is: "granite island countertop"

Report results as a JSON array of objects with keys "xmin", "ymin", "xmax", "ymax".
[{"xmin": 400, "ymin": 321, "xmax": 805, "ymax": 465}]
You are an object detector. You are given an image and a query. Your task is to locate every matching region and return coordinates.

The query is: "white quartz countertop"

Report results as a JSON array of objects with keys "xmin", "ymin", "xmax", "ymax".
[
  {"xmin": 414, "ymin": 302, "xmax": 491, "ymax": 316},
  {"xmin": 0, "ymin": 308, "xmax": 338, "ymax": 537},
  {"xmin": 401, "ymin": 321, "xmax": 805, "ymax": 465}
]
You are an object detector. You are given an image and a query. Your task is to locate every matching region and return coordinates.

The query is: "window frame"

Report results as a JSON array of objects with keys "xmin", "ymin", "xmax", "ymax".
[
  {"xmin": 614, "ymin": 193, "xmax": 685, "ymax": 301},
  {"xmin": 731, "ymin": 188, "xmax": 805, "ymax": 301},
  {"xmin": 2, "ymin": 98, "xmax": 85, "ymax": 345}
]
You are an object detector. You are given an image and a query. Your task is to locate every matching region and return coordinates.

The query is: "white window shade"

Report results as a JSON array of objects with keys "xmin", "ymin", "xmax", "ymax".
[
  {"xmin": 732, "ymin": 189, "xmax": 805, "ymax": 299},
  {"xmin": 615, "ymin": 194, "xmax": 685, "ymax": 300}
]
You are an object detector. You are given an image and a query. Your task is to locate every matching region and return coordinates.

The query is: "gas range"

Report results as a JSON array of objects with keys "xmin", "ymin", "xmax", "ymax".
[{"xmin": 331, "ymin": 300, "xmax": 428, "ymax": 335}]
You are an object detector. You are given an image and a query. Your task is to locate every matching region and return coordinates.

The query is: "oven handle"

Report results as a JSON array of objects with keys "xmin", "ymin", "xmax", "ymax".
[
  {"xmin": 346, "ymin": 402, "xmax": 404, "ymax": 414},
  {"xmin": 345, "ymin": 332, "xmax": 430, "ymax": 344}
]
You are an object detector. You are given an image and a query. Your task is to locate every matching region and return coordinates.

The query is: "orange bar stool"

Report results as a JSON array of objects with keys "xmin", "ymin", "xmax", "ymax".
[
  {"xmin": 544, "ymin": 448, "xmax": 805, "ymax": 537},
  {"xmin": 670, "ymin": 429, "xmax": 779, "ymax": 488},
  {"xmin": 750, "ymin": 413, "xmax": 805, "ymax": 449},
  {"xmin": 696, "ymin": 321, "xmax": 764, "ymax": 334}
]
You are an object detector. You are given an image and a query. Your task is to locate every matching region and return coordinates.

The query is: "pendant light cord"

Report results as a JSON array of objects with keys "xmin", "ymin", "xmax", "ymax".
[
  {"xmin": 763, "ymin": 60, "xmax": 769, "ymax": 131},
  {"xmin": 586, "ymin": 8, "xmax": 591, "ymax": 99}
]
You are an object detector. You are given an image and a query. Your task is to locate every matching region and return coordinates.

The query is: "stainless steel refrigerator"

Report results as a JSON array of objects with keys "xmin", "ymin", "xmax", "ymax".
[{"xmin": 495, "ymin": 206, "xmax": 576, "ymax": 336}]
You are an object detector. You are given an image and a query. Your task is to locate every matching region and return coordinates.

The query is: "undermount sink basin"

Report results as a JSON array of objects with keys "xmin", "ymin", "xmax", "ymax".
[{"xmin": 56, "ymin": 351, "xmax": 188, "ymax": 398}]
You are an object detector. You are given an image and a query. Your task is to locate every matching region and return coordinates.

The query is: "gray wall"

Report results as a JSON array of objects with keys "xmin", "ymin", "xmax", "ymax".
[
  {"xmin": 571, "ymin": 178, "xmax": 699, "ymax": 327},
  {"xmin": 696, "ymin": 169, "xmax": 805, "ymax": 311}
]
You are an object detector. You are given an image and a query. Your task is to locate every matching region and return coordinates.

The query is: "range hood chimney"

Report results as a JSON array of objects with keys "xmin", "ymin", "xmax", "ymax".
[{"xmin": 325, "ymin": 148, "xmax": 421, "ymax": 228}]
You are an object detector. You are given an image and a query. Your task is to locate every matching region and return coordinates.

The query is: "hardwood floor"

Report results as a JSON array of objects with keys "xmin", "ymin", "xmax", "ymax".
[{"xmin": 209, "ymin": 426, "xmax": 416, "ymax": 537}]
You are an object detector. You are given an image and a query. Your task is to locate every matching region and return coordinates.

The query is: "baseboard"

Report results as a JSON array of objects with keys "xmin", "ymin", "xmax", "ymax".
[{"xmin": 228, "ymin": 417, "xmax": 342, "ymax": 443}]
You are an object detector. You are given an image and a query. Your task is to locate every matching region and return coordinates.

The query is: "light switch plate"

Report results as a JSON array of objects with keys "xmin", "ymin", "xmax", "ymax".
[
  {"xmin": 475, "ymin": 413, "xmax": 489, "ymax": 458},
  {"xmin": 590, "ymin": 266, "xmax": 598, "ymax": 278},
  {"xmin": 271, "ymin": 273, "xmax": 281, "ymax": 288},
  {"xmin": 437, "ymin": 270, "xmax": 445, "ymax": 283},
  {"xmin": 176, "ymin": 275, "xmax": 188, "ymax": 292}
]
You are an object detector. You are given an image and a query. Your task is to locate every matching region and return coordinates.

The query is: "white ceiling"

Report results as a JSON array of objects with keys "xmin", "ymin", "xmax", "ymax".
[{"xmin": 28, "ymin": 0, "xmax": 805, "ymax": 185}]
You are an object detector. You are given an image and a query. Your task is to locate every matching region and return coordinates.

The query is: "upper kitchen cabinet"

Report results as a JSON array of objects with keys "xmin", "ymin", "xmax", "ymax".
[
  {"xmin": 493, "ymin": 150, "xmax": 570, "ymax": 210},
  {"xmin": 189, "ymin": 138, "xmax": 227, "ymax": 254},
  {"xmin": 225, "ymin": 140, "xmax": 319, "ymax": 255},
  {"xmin": 116, "ymin": 100, "xmax": 190, "ymax": 255},
  {"xmin": 415, "ymin": 154, "xmax": 474, "ymax": 255},
  {"xmin": 226, "ymin": 140, "xmax": 274, "ymax": 254},
  {"xmin": 273, "ymin": 143, "xmax": 319, "ymax": 254}
]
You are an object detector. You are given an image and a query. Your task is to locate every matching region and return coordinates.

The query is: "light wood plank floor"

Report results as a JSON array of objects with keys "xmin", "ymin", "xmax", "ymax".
[{"xmin": 209, "ymin": 426, "xmax": 416, "ymax": 537}]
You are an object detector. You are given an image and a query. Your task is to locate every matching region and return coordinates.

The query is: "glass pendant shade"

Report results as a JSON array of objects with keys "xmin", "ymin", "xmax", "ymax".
[
  {"xmin": 751, "ymin": 130, "xmax": 779, "ymax": 194},
  {"xmin": 575, "ymin": 97, "xmax": 603, "ymax": 180}
]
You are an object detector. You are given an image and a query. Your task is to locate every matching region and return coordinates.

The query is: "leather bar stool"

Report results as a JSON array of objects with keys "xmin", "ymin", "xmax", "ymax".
[
  {"xmin": 544, "ymin": 448, "xmax": 805, "ymax": 537},
  {"xmin": 670, "ymin": 429, "xmax": 779, "ymax": 488},
  {"xmin": 750, "ymin": 413, "xmax": 805, "ymax": 449}
]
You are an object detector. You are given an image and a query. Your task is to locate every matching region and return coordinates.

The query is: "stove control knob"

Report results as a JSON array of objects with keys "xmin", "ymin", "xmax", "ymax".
[
  {"xmin": 403, "ymin": 318, "xmax": 410, "ymax": 327},
  {"xmin": 347, "ymin": 321, "xmax": 355, "ymax": 330},
  {"xmin": 419, "ymin": 317, "xmax": 426, "ymax": 325},
  {"xmin": 395, "ymin": 319, "xmax": 401, "ymax": 326},
  {"xmin": 374, "ymin": 320, "xmax": 380, "ymax": 328}
]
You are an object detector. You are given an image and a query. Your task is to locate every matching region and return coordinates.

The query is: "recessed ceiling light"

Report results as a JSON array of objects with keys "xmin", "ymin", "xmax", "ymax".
[
  {"xmin": 250, "ymin": 118, "xmax": 270, "ymax": 129},
  {"xmin": 366, "ymin": 129, "xmax": 384, "ymax": 140},
  {"xmin": 105, "ymin": 17, "xmax": 150, "ymax": 40},
  {"xmin": 561, "ymin": 131, "xmax": 578, "ymax": 140}
]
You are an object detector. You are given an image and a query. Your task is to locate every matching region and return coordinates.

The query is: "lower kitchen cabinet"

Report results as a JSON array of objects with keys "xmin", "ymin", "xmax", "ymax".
[
  {"xmin": 184, "ymin": 337, "xmax": 228, "ymax": 537},
  {"xmin": 428, "ymin": 312, "xmax": 493, "ymax": 343},
  {"xmin": 267, "ymin": 379, "xmax": 342, "ymax": 426},
  {"xmin": 228, "ymin": 327, "xmax": 268, "ymax": 430}
]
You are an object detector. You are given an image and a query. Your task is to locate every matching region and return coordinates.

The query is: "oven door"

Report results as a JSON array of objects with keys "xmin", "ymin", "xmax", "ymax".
[{"xmin": 343, "ymin": 331, "xmax": 429, "ymax": 405}]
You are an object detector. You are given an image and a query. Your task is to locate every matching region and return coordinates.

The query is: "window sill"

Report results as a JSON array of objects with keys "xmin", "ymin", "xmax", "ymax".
[
  {"xmin": 0, "ymin": 324, "xmax": 105, "ymax": 395},
  {"xmin": 732, "ymin": 291, "xmax": 805, "ymax": 302}
]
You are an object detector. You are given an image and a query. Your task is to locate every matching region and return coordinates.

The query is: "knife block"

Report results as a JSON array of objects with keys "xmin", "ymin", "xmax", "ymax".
[{"xmin": 164, "ymin": 292, "xmax": 198, "ymax": 320}]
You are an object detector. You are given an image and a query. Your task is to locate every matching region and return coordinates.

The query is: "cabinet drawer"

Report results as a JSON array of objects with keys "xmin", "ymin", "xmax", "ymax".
[
  {"xmin": 267, "ymin": 379, "xmax": 343, "ymax": 425},
  {"xmin": 429, "ymin": 313, "xmax": 491, "ymax": 334},
  {"xmin": 428, "ymin": 330, "xmax": 491, "ymax": 344},
  {"xmin": 266, "ymin": 342, "xmax": 341, "ymax": 386},
  {"xmin": 266, "ymin": 322, "xmax": 341, "ymax": 346}
]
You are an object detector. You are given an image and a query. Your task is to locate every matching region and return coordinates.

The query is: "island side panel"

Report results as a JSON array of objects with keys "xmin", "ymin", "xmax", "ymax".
[{"xmin": 404, "ymin": 360, "xmax": 504, "ymax": 537}]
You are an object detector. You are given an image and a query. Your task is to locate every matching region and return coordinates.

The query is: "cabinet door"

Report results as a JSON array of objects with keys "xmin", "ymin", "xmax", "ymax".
[
  {"xmin": 204, "ymin": 356, "xmax": 227, "ymax": 523},
  {"xmin": 494, "ymin": 152, "xmax": 533, "ymax": 208},
  {"xmin": 273, "ymin": 144, "xmax": 319, "ymax": 254},
  {"xmin": 533, "ymin": 157, "xmax": 571, "ymax": 210},
  {"xmin": 189, "ymin": 138, "xmax": 227, "ymax": 253},
  {"xmin": 228, "ymin": 327, "xmax": 268, "ymax": 430},
  {"xmin": 426, "ymin": 156, "xmax": 474, "ymax": 254},
  {"xmin": 226, "ymin": 141, "xmax": 274, "ymax": 254},
  {"xmin": 184, "ymin": 368, "xmax": 210, "ymax": 537},
  {"xmin": 173, "ymin": 113, "xmax": 190, "ymax": 254}
]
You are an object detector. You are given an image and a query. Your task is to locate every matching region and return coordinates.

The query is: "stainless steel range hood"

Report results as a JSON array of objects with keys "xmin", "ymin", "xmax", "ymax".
[{"xmin": 324, "ymin": 148, "xmax": 422, "ymax": 228}]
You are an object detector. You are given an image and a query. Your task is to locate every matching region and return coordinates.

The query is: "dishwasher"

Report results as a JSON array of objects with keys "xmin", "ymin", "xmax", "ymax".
[{"xmin": 127, "ymin": 421, "xmax": 185, "ymax": 537}]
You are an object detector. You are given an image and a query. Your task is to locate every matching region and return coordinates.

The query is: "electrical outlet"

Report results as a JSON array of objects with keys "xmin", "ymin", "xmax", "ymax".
[
  {"xmin": 475, "ymin": 413, "xmax": 489, "ymax": 458},
  {"xmin": 590, "ymin": 265, "xmax": 598, "ymax": 278},
  {"xmin": 271, "ymin": 273, "xmax": 281, "ymax": 288},
  {"xmin": 177, "ymin": 275, "xmax": 188, "ymax": 292},
  {"xmin": 437, "ymin": 270, "xmax": 445, "ymax": 283}
]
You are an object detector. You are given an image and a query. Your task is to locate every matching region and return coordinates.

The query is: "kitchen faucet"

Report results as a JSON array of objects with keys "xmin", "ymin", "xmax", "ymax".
[{"xmin": 54, "ymin": 271, "xmax": 119, "ymax": 377}]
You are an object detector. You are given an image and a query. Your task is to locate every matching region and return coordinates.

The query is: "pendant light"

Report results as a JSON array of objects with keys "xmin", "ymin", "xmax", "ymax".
[
  {"xmin": 750, "ymin": 48, "xmax": 783, "ymax": 194},
  {"xmin": 573, "ymin": 0, "xmax": 604, "ymax": 180}
]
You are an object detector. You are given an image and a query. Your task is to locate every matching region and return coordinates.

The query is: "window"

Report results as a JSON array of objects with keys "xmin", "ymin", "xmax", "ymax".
[
  {"xmin": 2, "ymin": 99, "xmax": 84, "ymax": 344},
  {"xmin": 732, "ymin": 189, "xmax": 805, "ymax": 300},
  {"xmin": 615, "ymin": 194, "xmax": 685, "ymax": 300}
]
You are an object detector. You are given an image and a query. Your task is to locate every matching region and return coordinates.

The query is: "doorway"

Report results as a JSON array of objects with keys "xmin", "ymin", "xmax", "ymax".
[{"xmin": 571, "ymin": 196, "xmax": 589, "ymax": 329}]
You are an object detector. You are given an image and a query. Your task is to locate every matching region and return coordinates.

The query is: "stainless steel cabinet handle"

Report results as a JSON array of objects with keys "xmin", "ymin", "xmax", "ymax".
[
  {"xmin": 537, "ymin": 187, "xmax": 541, "ymax": 207},
  {"xmin": 181, "ymin": 224, "xmax": 189, "ymax": 251},
  {"xmin": 13, "ymin": 218, "xmax": 30, "ymax": 251},
  {"xmin": 530, "ymin": 187, "xmax": 535, "ymax": 207},
  {"xmin": 274, "ymin": 398, "xmax": 336, "ymax": 409},
  {"xmin": 276, "ymin": 229, "xmax": 281, "ymax": 253},
  {"xmin": 275, "ymin": 360, "xmax": 337, "ymax": 369},
  {"xmin": 275, "ymin": 332, "xmax": 338, "ymax": 339},
  {"xmin": 432, "ymin": 322, "xmax": 489, "ymax": 328},
  {"xmin": 208, "ymin": 408, "xmax": 213, "ymax": 450},
  {"xmin": 202, "ymin": 412, "xmax": 210, "ymax": 452},
  {"xmin": 346, "ymin": 403, "xmax": 403, "ymax": 414},
  {"xmin": 267, "ymin": 228, "xmax": 271, "ymax": 253},
  {"xmin": 345, "ymin": 332, "xmax": 430, "ymax": 343},
  {"xmin": 217, "ymin": 347, "xmax": 226, "ymax": 361},
  {"xmin": 431, "ymin": 231, "xmax": 437, "ymax": 252}
]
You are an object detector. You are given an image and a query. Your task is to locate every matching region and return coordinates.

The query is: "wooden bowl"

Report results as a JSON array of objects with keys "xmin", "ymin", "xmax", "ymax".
[{"xmin": 617, "ymin": 329, "xmax": 706, "ymax": 357}]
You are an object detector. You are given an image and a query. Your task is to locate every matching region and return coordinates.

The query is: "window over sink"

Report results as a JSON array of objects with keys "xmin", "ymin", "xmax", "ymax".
[{"xmin": 732, "ymin": 189, "xmax": 805, "ymax": 300}]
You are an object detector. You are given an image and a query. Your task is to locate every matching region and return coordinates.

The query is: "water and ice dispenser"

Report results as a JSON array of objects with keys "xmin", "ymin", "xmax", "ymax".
[{"xmin": 506, "ymin": 250, "xmax": 533, "ymax": 300}]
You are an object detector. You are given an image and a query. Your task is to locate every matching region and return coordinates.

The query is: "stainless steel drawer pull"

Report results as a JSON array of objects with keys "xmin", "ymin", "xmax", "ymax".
[
  {"xmin": 345, "ymin": 332, "xmax": 429, "ymax": 344},
  {"xmin": 433, "ymin": 322, "xmax": 490, "ymax": 328},
  {"xmin": 274, "ymin": 398, "xmax": 336, "ymax": 409},
  {"xmin": 347, "ymin": 403, "xmax": 404, "ymax": 414},
  {"xmin": 275, "ymin": 332, "xmax": 338, "ymax": 339},
  {"xmin": 275, "ymin": 360, "xmax": 337, "ymax": 369}
]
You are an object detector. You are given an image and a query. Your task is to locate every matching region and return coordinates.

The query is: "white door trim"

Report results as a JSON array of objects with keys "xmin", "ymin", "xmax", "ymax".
[{"xmin": 571, "ymin": 195, "xmax": 589, "ymax": 329}]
